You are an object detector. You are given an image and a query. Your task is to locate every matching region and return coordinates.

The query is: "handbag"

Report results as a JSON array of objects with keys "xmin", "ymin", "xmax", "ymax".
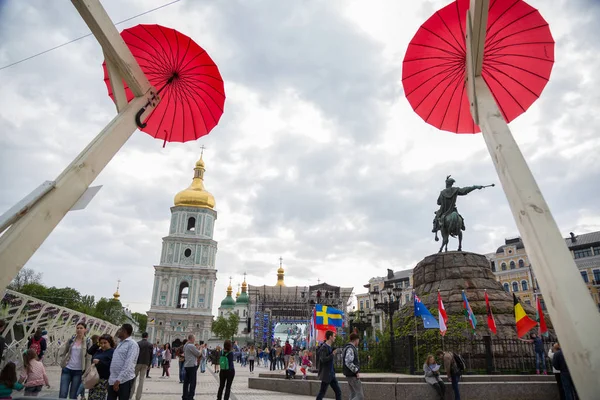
[{"xmin": 82, "ymin": 364, "xmax": 100, "ymax": 389}]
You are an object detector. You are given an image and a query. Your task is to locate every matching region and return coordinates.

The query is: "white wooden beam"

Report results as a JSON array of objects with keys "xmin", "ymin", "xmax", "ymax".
[
  {"xmin": 0, "ymin": 90, "xmax": 159, "ymax": 293},
  {"xmin": 104, "ymin": 50, "xmax": 128, "ymax": 112},
  {"xmin": 71, "ymin": 0, "xmax": 150, "ymax": 97},
  {"xmin": 469, "ymin": 0, "xmax": 488, "ymax": 76},
  {"xmin": 472, "ymin": 75, "xmax": 600, "ymax": 397},
  {"xmin": 465, "ymin": 12, "xmax": 479, "ymax": 125}
]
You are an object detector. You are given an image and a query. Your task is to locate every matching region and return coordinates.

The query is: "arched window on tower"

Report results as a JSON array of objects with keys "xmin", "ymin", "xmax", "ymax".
[
  {"xmin": 510, "ymin": 261, "xmax": 516, "ymax": 270},
  {"xmin": 503, "ymin": 283, "xmax": 510, "ymax": 292},
  {"xmin": 177, "ymin": 281, "xmax": 189, "ymax": 308},
  {"xmin": 501, "ymin": 263, "xmax": 507, "ymax": 271},
  {"xmin": 518, "ymin": 259, "xmax": 525, "ymax": 268},
  {"xmin": 187, "ymin": 217, "xmax": 196, "ymax": 232},
  {"xmin": 521, "ymin": 280, "xmax": 528, "ymax": 291},
  {"xmin": 512, "ymin": 281, "xmax": 519, "ymax": 292}
]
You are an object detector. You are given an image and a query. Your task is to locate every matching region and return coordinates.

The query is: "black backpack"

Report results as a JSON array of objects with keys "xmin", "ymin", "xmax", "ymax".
[{"xmin": 452, "ymin": 352, "xmax": 466, "ymax": 375}]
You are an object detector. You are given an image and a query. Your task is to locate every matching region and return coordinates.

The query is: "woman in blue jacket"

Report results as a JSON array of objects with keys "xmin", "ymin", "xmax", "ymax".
[{"xmin": 87, "ymin": 334, "xmax": 115, "ymax": 400}]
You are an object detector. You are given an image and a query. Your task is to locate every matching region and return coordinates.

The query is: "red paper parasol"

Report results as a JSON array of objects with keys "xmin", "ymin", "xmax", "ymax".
[
  {"xmin": 103, "ymin": 24, "xmax": 225, "ymax": 144},
  {"xmin": 402, "ymin": 0, "xmax": 554, "ymax": 133}
]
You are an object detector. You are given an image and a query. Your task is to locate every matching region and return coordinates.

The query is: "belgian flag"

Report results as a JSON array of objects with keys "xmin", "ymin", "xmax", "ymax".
[{"xmin": 513, "ymin": 293, "xmax": 537, "ymax": 338}]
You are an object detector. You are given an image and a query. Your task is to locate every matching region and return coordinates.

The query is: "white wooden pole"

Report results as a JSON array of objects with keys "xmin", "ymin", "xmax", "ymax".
[
  {"xmin": 0, "ymin": 92, "xmax": 158, "ymax": 292},
  {"xmin": 466, "ymin": 1, "xmax": 600, "ymax": 396}
]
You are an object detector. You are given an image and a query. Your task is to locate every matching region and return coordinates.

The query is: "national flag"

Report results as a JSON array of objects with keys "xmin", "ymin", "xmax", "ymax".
[
  {"xmin": 149, "ymin": 318, "xmax": 155, "ymax": 323},
  {"xmin": 437, "ymin": 291, "xmax": 448, "ymax": 336},
  {"xmin": 514, "ymin": 293, "xmax": 537, "ymax": 338},
  {"xmin": 462, "ymin": 291, "xmax": 477, "ymax": 331},
  {"xmin": 536, "ymin": 295, "xmax": 548, "ymax": 337},
  {"xmin": 414, "ymin": 292, "xmax": 440, "ymax": 329},
  {"xmin": 315, "ymin": 304, "xmax": 343, "ymax": 328},
  {"xmin": 485, "ymin": 290, "xmax": 497, "ymax": 334}
]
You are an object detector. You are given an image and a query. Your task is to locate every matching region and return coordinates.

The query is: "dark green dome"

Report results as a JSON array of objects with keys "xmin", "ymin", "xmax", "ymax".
[
  {"xmin": 236, "ymin": 292, "xmax": 250, "ymax": 305},
  {"xmin": 220, "ymin": 295, "xmax": 236, "ymax": 308}
]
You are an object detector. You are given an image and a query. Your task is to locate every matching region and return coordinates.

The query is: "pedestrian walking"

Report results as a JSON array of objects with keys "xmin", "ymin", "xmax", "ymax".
[
  {"xmin": 424, "ymin": 354, "xmax": 445, "ymax": 400},
  {"xmin": 436, "ymin": 350, "xmax": 461, "ymax": 400},
  {"xmin": 177, "ymin": 341, "xmax": 187, "ymax": 383},
  {"xmin": 316, "ymin": 330, "xmax": 342, "ymax": 400},
  {"xmin": 343, "ymin": 333, "xmax": 364, "ymax": 400},
  {"xmin": 88, "ymin": 334, "xmax": 115, "ymax": 400},
  {"xmin": 161, "ymin": 344, "xmax": 171, "ymax": 378},
  {"xmin": 211, "ymin": 346, "xmax": 221, "ymax": 373},
  {"xmin": 131, "ymin": 332, "xmax": 153, "ymax": 400},
  {"xmin": 216, "ymin": 340, "xmax": 235, "ymax": 400},
  {"xmin": 108, "ymin": 324, "xmax": 139, "ymax": 400},
  {"xmin": 27, "ymin": 328, "xmax": 47, "ymax": 361},
  {"xmin": 548, "ymin": 343, "xmax": 565, "ymax": 400},
  {"xmin": 200, "ymin": 344, "xmax": 207, "ymax": 373},
  {"xmin": 59, "ymin": 322, "xmax": 91, "ymax": 399},
  {"xmin": 248, "ymin": 345, "xmax": 256, "ymax": 374},
  {"xmin": 284, "ymin": 340, "xmax": 292, "ymax": 368},
  {"xmin": 182, "ymin": 335, "xmax": 201, "ymax": 400}
]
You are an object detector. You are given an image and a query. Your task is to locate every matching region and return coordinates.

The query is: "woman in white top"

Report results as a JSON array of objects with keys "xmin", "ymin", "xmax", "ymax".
[
  {"xmin": 424, "ymin": 354, "xmax": 445, "ymax": 400},
  {"xmin": 59, "ymin": 322, "xmax": 91, "ymax": 399}
]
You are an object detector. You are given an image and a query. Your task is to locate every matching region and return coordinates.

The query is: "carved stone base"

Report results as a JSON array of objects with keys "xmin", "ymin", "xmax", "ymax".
[{"xmin": 407, "ymin": 251, "xmax": 549, "ymax": 338}]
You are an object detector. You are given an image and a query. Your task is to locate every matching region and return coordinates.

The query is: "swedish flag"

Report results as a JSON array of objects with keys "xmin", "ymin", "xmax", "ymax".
[{"xmin": 315, "ymin": 304, "xmax": 343, "ymax": 328}]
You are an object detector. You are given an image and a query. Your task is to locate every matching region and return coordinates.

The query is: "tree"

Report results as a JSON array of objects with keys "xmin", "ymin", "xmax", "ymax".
[
  {"xmin": 45, "ymin": 287, "xmax": 82, "ymax": 310},
  {"xmin": 94, "ymin": 298, "xmax": 125, "ymax": 326},
  {"xmin": 79, "ymin": 295, "xmax": 96, "ymax": 315},
  {"xmin": 19, "ymin": 283, "xmax": 48, "ymax": 299},
  {"xmin": 132, "ymin": 312, "xmax": 148, "ymax": 333},
  {"xmin": 8, "ymin": 268, "xmax": 42, "ymax": 291},
  {"xmin": 212, "ymin": 313, "xmax": 240, "ymax": 340}
]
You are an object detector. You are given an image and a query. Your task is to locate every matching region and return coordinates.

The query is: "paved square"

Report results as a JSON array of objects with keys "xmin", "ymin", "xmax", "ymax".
[{"xmin": 36, "ymin": 364, "xmax": 312, "ymax": 399}]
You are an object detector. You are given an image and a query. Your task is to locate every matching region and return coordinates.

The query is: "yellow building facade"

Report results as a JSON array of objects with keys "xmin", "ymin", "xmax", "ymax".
[{"xmin": 488, "ymin": 231, "xmax": 600, "ymax": 311}]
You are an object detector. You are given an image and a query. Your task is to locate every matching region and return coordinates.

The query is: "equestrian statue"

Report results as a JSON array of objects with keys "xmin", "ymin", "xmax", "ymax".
[{"xmin": 432, "ymin": 175, "xmax": 494, "ymax": 252}]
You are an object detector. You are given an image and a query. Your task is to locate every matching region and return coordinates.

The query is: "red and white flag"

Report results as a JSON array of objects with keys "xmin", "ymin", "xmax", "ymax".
[{"xmin": 438, "ymin": 291, "xmax": 448, "ymax": 336}]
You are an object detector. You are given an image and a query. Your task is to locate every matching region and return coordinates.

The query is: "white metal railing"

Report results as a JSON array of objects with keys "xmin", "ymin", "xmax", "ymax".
[{"xmin": 1, "ymin": 289, "xmax": 119, "ymax": 368}]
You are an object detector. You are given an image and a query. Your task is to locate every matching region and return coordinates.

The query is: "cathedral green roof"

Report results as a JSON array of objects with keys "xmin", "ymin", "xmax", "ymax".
[
  {"xmin": 220, "ymin": 295, "xmax": 236, "ymax": 308},
  {"xmin": 236, "ymin": 292, "xmax": 249, "ymax": 305}
]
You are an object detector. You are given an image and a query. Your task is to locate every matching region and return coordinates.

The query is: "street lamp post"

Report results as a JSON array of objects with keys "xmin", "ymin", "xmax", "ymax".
[
  {"xmin": 370, "ymin": 285, "xmax": 403, "ymax": 371},
  {"xmin": 348, "ymin": 309, "xmax": 371, "ymax": 335}
]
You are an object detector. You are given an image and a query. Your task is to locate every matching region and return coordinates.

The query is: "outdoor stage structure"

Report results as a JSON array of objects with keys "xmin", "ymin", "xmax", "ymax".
[
  {"xmin": 0, "ymin": 289, "xmax": 119, "ymax": 369},
  {"xmin": 248, "ymin": 282, "xmax": 353, "ymax": 347},
  {"xmin": 402, "ymin": 0, "xmax": 600, "ymax": 395}
]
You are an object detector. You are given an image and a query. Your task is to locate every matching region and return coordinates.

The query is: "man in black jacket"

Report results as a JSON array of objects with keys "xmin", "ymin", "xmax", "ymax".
[
  {"xmin": 551, "ymin": 345, "xmax": 578, "ymax": 400},
  {"xmin": 343, "ymin": 333, "xmax": 364, "ymax": 400},
  {"xmin": 316, "ymin": 330, "xmax": 341, "ymax": 400}
]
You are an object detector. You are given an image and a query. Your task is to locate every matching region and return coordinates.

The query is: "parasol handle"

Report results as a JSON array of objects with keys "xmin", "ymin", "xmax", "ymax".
[
  {"xmin": 135, "ymin": 75, "xmax": 176, "ymax": 129},
  {"xmin": 135, "ymin": 107, "xmax": 148, "ymax": 129}
]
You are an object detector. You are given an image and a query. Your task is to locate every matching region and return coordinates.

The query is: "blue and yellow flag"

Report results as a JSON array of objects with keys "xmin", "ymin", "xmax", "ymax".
[{"xmin": 315, "ymin": 304, "xmax": 344, "ymax": 328}]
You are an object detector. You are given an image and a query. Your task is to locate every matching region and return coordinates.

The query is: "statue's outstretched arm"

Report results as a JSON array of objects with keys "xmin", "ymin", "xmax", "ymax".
[{"xmin": 457, "ymin": 185, "xmax": 483, "ymax": 195}]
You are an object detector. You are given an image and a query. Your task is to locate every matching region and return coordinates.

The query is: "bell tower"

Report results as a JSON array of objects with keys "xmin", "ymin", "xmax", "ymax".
[{"xmin": 147, "ymin": 153, "xmax": 218, "ymax": 344}]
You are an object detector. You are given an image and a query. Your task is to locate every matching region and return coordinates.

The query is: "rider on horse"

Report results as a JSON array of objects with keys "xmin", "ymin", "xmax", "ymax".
[{"xmin": 432, "ymin": 176, "xmax": 485, "ymax": 239}]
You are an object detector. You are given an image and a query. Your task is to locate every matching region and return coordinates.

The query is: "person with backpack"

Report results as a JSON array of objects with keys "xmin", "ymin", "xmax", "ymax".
[
  {"xmin": 28, "ymin": 328, "xmax": 47, "ymax": 360},
  {"xmin": 436, "ymin": 349, "xmax": 463, "ymax": 400},
  {"xmin": 343, "ymin": 333, "xmax": 364, "ymax": 400},
  {"xmin": 216, "ymin": 339, "xmax": 235, "ymax": 400}
]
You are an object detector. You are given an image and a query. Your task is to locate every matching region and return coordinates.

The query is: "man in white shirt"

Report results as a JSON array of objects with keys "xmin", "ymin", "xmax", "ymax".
[{"xmin": 108, "ymin": 324, "xmax": 139, "ymax": 400}]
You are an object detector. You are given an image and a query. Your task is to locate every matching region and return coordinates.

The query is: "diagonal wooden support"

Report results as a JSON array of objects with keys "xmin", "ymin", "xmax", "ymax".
[
  {"xmin": 466, "ymin": 1, "xmax": 600, "ymax": 396},
  {"xmin": 0, "ymin": 93, "xmax": 158, "ymax": 292},
  {"xmin": 72, "ymin": 0, "xmax": 150, "ymax": 97}
]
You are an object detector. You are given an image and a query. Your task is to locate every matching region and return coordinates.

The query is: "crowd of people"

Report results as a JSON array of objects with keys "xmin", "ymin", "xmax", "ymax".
[{"xmin": 0, "ymin": 318, "xmax": 579, "ymax": 400}]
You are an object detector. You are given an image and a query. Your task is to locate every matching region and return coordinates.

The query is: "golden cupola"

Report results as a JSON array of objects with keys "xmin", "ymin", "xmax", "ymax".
[
  {"xmin": 276, "ymin": 257, "xmax": 285, "ymax": 287},
  {"xmin": 113, "ymin": 280, "xmax": 121, "ymax": 300},
  {"xmin": 174, "ymin": 155, "xmax": 216, "ymax": 209}
]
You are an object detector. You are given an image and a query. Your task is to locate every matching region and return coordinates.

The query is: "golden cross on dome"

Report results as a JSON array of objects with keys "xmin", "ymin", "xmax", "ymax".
[
  {"xmin": 199, "ymin": 145, "xmax": 206, "ymax": 157},
  {"xmin": 317, "ymin": 278, "xmax": 321, "ymax": 284},
  {"xmin": 279, "ymin": 256, "xmax": 283, "ymax": 267},
  {"xmin": 243, "ymin": 272, "xmax": 247, "ymax": 280},
  {"xmin": 228, "ymin": 276, "xmax": 232, "ymax": 285}
]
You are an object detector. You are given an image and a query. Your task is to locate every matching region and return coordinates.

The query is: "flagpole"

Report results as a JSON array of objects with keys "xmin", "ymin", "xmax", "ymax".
[{"xmin": 413, "ymin": 290, "xmax": 419, "ymax": 370}]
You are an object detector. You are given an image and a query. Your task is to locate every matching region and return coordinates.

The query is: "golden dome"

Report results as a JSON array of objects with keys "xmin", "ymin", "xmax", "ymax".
[
  {"xmin": 276, "ymin": 257, "xmax": 285, "ymax": 287},
  {"xmin": 174, "ymin": 156, "xmax": 215, "ymax": 209},
  {"xmin": 236, "ymin": 284, "xmax": 241, "ymax": 298},
  {"xmin": 113, "ymin": 280, "xmax": 121, "ymax": 300}
]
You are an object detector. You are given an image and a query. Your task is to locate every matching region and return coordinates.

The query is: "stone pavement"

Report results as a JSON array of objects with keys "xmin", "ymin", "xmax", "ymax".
[{"xmin": 36, "ymin": 364, "xmax": 313, "ymax": 399}]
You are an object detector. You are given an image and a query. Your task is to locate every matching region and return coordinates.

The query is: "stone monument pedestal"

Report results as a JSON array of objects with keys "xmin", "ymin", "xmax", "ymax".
[{"xmin": 409, "ymin": 251, "xmax": 544, "ymax": 338}]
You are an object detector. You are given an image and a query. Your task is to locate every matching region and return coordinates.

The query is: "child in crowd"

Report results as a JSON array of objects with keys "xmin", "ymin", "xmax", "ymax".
[
  {"xmin": 0, "ymin": 362, "xmax": 24, "ymax": 398},
  {"xmin": 21, "ymin": 349, "xmax": 50, "ymax": 396},
  {"xmin": 300, "ymin": 350, "xmax": 312, "ymax": 380}
]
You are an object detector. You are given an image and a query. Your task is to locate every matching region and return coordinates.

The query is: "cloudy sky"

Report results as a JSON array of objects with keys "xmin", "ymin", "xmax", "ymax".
[{"xmin": 1, "ymin": 0, "xmax": 599, "ymax": 316}]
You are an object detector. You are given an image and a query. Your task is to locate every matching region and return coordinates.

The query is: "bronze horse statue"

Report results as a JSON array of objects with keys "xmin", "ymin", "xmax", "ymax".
[{"xmin": 432, "ymin": 176, "xmax": 493, "ymax": 252}]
